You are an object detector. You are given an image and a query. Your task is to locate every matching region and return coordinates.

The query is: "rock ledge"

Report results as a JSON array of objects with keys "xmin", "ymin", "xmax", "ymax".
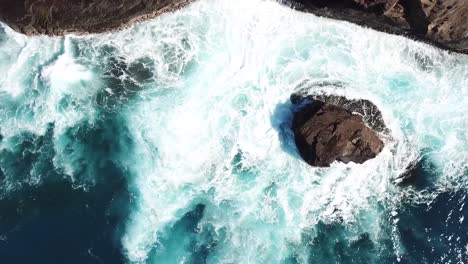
[{"xmin": 0, "ymin": 0, "xmax": 191, "ymax": 36}]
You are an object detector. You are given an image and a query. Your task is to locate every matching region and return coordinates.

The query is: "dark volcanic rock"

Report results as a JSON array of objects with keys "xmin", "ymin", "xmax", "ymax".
[
  {"xmin": 0, "ymin": 0, "xmax": 191, "ymax": 35},
  {"xmin": 292, "ymin": 97, "xmax": 384, "ymax": 167},
  {"xmin": 285, "ymin": 0, "xmax": 468, "ymax": 54},
  {"xmin": 291, "ymin": 93, "xmax": 388, "ymax": 133},
  {"xmin": 1, "ymin": 0, "xmax": 466, "ymax": 54}
]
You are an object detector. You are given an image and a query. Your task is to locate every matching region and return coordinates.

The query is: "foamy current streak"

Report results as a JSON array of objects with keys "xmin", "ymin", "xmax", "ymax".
[{"xmin": 0, "ymin": 0, "xmax": 467, "ymax": 263}]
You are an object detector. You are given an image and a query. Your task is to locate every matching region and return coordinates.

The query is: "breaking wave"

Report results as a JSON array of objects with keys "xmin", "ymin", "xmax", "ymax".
[{"xmin": 0, "ymin": 0, "xmax": 466, "ymax": 263}]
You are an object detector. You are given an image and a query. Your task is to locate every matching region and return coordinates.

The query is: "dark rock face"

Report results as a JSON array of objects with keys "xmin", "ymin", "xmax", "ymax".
[
  {"xmin": 0, "ymin": 0, "xmax": 465, "ymax": 54},
  {"xmin": 285, "ymin": 0, "xmax": 468, "ymax": 54},
  {"xmin": 291, "ymin": 93, "xmax": 388, "ymax": 133},
  {"xmin": 292, "ymin": 97, "xmax": 384, "ymax": 167},
  {"xmin": 0, "ymin": 0, "xmax": 191, "ymax": 35}
]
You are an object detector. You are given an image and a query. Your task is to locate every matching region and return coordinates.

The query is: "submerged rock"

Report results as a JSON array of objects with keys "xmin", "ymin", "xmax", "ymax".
[
  {"xmin": 291, "ymin": 95, "xmax": 384, "ymax": 167},
  {"xmin": 285, "ymin": 0, "xmax": 468, "ymax": 54},
  {"xmin": 0, "ymin": 0, "xmax": 191, "ymax": 35}
]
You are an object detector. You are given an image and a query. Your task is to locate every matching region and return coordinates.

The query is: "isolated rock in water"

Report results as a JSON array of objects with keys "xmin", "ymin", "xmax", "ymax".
[
  {"xmin": 292, "ymin": 97, "xmax": 384, "ymax": 167},
  {"xmin": 0, "ymin": 0, "xmax": 191, "ymax": 35},
  {"xmin": 291, "ymin": 92, "xmax": 388, "ymax": 133},
  {"xmin": 286, "ymin": 0, "xmax": 468, "ymax": 54}
]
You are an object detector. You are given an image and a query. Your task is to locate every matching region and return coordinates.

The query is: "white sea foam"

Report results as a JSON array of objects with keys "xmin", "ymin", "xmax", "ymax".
[
  {"xmin": 0, "ymin": 30, "xmax": 98, "ymax": 137},
  {"xmin": 107, "ymin": 0, "xmax": 468, "ymax": 262},
  {"xmin": 0, "ymin": 0, "xmax": 467, "ymax": 262}
]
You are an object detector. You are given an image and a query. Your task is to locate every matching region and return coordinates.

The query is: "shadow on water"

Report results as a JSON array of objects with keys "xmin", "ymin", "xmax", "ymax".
[
  {"xmin": 230, "ymin": 149, "xmax": 260, "ymax": 184},
  {"xmin": 95, "ymin": 46, "xmax": 155, "ymax": 111},
  {"xmin": 0, "ymin": 113, "xmax": 134, "ymax": 264},
  {"xmin": 148, "ymin": 203, "xmax": 222, "ymax": 264},
  {"xmin": 0, "ymin": 26, "xmax": 6, "ymax": 44},
  {"xmin": 96, "ymin": 54, "xmax": 155, "ymax": 110},
  {"xmin": 300, "ymin": 218, "xmax": 397, "ymax": 264},
  {"xmin": 271, "ymin": 99, "xmax": 302, "ymax": 160},
  {"xmin": 396, "ymin": 149, "xmax": 440, "ymax": 190},
  {"xmin": 72, "ymin": 43, "xmax": 155, "ymax": 111}
]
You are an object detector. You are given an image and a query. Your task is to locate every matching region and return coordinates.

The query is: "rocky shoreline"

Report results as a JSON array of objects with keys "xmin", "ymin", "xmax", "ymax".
[
  {"xmin": 0, "ymin": 0, "xmax": 466, "ymax": 54},
  {"xmin": 0, "ymin": 0, "xmax": 192, "ymax": 36},
  {"xmin": 284, "ymin": 0, "xmax": 468, "ymax": 54},
  {"xmin": 0, "ymin": 0, "xmax": 461, "ymax": 169}
]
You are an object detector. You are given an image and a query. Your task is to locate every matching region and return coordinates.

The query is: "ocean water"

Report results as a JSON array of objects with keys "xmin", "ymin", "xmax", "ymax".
[{"xmin": 0, "ymin": 0, "xmax": 467, "ymax": 263}]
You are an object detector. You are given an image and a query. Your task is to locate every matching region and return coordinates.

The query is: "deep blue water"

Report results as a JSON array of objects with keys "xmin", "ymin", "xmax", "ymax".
[
  {"xmin": 0, "ymin": 0, "xmax": 467, "ymax": 263},
  {"xmin": 0, "ymin": 129, "xmax": 466, "ymax": 264},
  {"xmin": 0, "ymin": 116, "xmax": 132, "ymax": 263}
]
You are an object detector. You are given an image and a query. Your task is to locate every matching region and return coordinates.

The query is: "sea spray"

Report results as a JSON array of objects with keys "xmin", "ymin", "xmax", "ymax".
[{"xmin": 0, "ymin": 0, "xmax": 467, "ymax": 263}]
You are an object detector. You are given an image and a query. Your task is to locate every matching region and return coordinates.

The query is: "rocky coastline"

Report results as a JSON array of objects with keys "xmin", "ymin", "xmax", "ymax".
[
  {"xmin": 0, "ymin": 0, "xmax": 467, "ymax": 54},
  {"xmin": 284, "ymin": 0, "xmax": 468, "ymax": 54},
  {"xmin": 0, "ymin": 0, "xmax": 192, "ymax": 35}
]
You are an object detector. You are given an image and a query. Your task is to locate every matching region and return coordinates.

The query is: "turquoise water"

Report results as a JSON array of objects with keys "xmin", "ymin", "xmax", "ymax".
[{"xmin": 0, "ymin": 0, "xmax": 467, "ymax": 263}]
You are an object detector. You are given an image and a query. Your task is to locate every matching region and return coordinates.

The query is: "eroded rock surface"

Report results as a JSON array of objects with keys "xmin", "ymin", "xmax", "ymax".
[
  {"xmin": 286, "ymin": 0, "xmax": 468, "ymax": 53},
  {"xmin": 0, "ymin": 0, "xmax": 191, "ymax": 35},
  {"xmin": 291, "ymin": 95, "xmax": 384, "ymax": 167},
  {"xmin": 1, "ymin": 0, "xmax": 466, "ymax": 53}
]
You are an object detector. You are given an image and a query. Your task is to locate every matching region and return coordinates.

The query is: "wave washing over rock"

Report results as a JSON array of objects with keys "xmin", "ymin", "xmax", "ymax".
[{"xmin": 0, "ymin": 0, "xmax": 467, "ymax": 263}]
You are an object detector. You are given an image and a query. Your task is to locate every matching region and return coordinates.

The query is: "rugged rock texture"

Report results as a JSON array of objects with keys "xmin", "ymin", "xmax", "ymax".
[
  {"xmin": 291, "ymin": 96, "xmax": 384, "ymax": 167},
  {"xmin": 286, "ymin": 0, "xmax": 468, "ymax": 53},
  {"xmin": 291, "ymin": 93, "xmax": 388, "ymax": 133},
  {"xmin": 1, "ymin": 0, "xmax": 465, "ymax": 53},
  {"xmin": 0, "ymin": 0, "xmax": 191, "ymax": 35}
]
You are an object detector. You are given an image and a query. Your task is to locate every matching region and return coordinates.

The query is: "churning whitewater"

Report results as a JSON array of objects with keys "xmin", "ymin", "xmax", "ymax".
[{"xmin": 0, "ymin": 0, "xmax": 467, "ymax": 263}]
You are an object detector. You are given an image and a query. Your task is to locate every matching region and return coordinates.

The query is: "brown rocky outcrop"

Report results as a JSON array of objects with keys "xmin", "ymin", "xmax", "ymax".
[
  {"xmin": 291, "ymin": 95, "xmax": 384, "ymax": 167},
  {"xmin": 0, "ymin": 0, "xmax": 466, "ymax": 53},
  {"xmin": 286, "ymin": 0, "xmax": 468, "ymax": 53},
  {"xmin": 0, "ymin": 0, "xmax": 191, "ymax": 35}
]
